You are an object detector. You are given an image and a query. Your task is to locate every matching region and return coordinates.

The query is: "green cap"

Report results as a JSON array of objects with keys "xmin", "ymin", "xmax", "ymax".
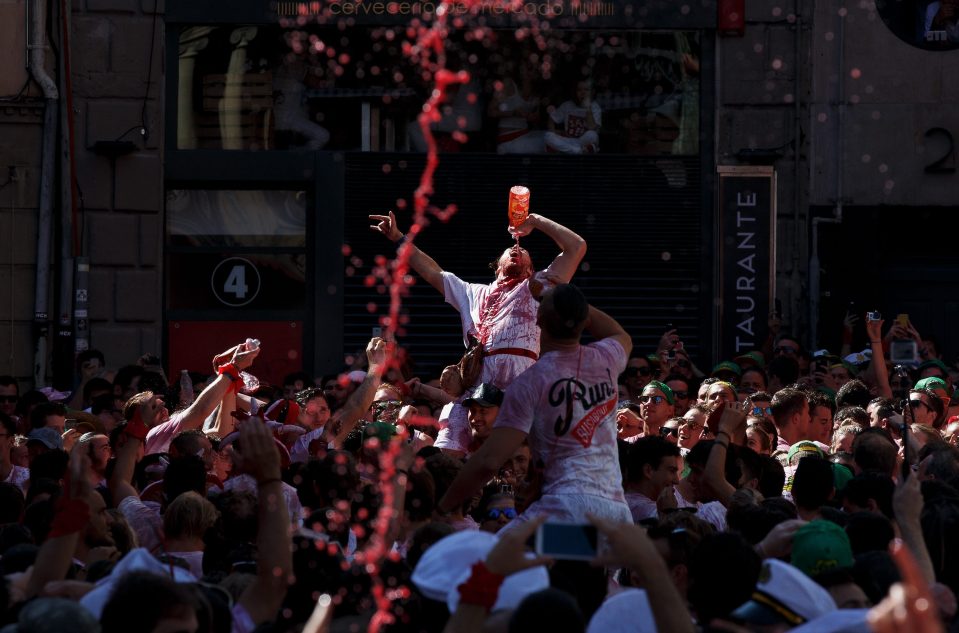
[
  {"xmin": 841, "ymin": 361, "xmax": 859, "ymax": 377},
  {"xmin": 791, "ymin": 520, "xmax": 854, "ymax": 577},
  {"xmin": 786, "ymin": 441, "xmax": 824, "ymax": 466},
  {"xmin": 815, "ymin": 386, "xmax": 837, "ymax": 401},
  {"xmin": 734, "ymin": 351, "xmax": 766, "ymax": 370},
  {"xmin": 915, "ymin": 376, "xmax": 948, "ymax": 392},
  {"xmin": 918, "ymin": 359, "xmax": 949, "ymax": 376},
  {"xmin": 711, "ymin": 361, "xmax": 742, "ymax": 377},
  {"xmin": 832, "ymin": 462, "xmax": 854, "ymax": 492},
  {"xmin": 364, "ymin": 421, "xmax": 398, "ymax": 444},
  {"xmin": 643, "ymin": 380, "xmax": 675, "ymax": 405}
]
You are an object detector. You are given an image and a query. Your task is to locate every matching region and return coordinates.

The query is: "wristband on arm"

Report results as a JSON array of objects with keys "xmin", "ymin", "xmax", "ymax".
[
  {"xmin": 49, "ymin": 498, "xmax": 91, "ymax": 538},
  {"xmin": 456, "ymin": 562, "xmax": 504, "ymax": 610},
  {"xmin": 123, "ymin": 409, "xmax": 150, "ymax": 441},
  {"xmin": 218, "ymin": 363, "xmax": 242, "ymax": 393}
]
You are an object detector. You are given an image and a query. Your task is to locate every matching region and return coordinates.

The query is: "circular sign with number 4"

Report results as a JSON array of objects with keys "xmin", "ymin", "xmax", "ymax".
[{"xmin": 211, "ymin": 257, "xmax": 261, "ymax": 307}]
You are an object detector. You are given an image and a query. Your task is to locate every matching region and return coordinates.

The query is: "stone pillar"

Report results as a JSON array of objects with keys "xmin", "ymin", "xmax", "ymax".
[
  {"xmin": 220, "ymin": 27, "xmax": 258, "ymax": 150},
  {"xmin": 177, "ymin": 27, "xmax": 213, "ymax": 150}
]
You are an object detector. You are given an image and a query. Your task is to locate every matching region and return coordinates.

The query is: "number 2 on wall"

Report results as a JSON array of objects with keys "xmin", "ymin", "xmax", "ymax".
[
  {"xmin": 924, "ymin": 127, "xmax": 957, "ymax": 174},
  {"xmin": 224, "ymin": 265, "xmax": 249, "ymax": 298}
]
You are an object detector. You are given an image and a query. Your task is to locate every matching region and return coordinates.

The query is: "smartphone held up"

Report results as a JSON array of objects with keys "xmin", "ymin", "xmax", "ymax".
[{"xmin": 534, "ymin": 522, "xmax": 599, "ymax": 561}]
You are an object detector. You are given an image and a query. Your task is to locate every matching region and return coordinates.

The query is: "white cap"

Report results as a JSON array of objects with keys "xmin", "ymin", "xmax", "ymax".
[
  {"xmin": 587, "ymin": 588, "xmax": 657, "ymax": 633},
  {"xmin": 843, "ymin": 350, "xmax": 873, "ymax": 365},
  {"xmin": 410, "ymin": 530, "xmax": 549, "ymax": 613},
  {"xmin": 789, "ymin": 609, "xmax": 870, "ymax": 633},
  {"xmin": 731, "ymin": 559, "xmax": 837, "ymax": 626},
  {"xmin": 80, "ymin": 548, "xmax": 197, "ymax": 618}
]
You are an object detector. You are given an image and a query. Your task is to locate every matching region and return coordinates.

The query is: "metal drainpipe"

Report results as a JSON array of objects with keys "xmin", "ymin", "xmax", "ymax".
[
  {"xmin": 792, "ymin": 0, "xmax": 804, "ymax": 341},
  {"xmin": 809, "ymin": 0, "xmax": 846, "ymax": 348},
  {"xmin": 29, "ymin": 0, "xmax": 60, "ymax": 388}
]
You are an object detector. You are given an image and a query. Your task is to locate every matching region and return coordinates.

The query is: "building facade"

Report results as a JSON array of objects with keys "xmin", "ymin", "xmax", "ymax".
[{"xmin": 0, "ymin": 0, "xmax": 955, "ymax": 387}]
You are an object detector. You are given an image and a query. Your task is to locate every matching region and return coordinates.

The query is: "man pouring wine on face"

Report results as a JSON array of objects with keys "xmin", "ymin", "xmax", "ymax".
[{"xmin": 369, "ymin": 186, "xmax": 587, "ymax": 457}]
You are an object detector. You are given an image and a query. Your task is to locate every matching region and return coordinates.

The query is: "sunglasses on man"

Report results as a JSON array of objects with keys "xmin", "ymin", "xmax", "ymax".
[
  {"xmin": 623, "ymin": 366, "xmax": 652, "ymax": 377},
  {"xmin": 660, "ymin": 426, "xmax": 680, "ymax": 438},
  {"xmin": 486, "ymin": 508, "xmax": 517, "ymax": 521},
  {"xmin": 639, "ymin": 395, "xmax": 667, "ymax": 405},
  {"xmin": 0, "ymin": 396, "xmax": 17, "ymax": 403},
  {"xmin": 751, "ymin": 406, "xmax": 774, "ymax": 416}
]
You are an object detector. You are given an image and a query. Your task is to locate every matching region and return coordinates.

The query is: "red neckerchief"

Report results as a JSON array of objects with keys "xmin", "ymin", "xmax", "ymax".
[{"xmin": 475, "ymin": 275, "xmax": 524, "ymax": 346}]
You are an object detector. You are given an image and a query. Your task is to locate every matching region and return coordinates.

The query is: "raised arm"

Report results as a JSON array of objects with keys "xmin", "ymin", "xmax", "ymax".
[
  {"xmin": 110, "ymin": 398, "xmax": 156, "ymax": 505},
  {"xmin": 591, "ymin": 516, "xmax": 695, "ymax": 633},
  {"xmin": 893, "ymin": 469, "xmax": 936, "ymax": 586},
  {"xmin": 26, "ymin": 448, "xmax": 93, "ymax": 599},
  {"xmin": 436, "ymin": 427, "xmax": 527, "ymax": 514},
  {"xmin": 407, "ymin": 377, "xmax": 456, "ymax": 406},
  {"xmin": 511, "ymin": 214, "xmax": 586, "ymax": 284},
  {"xmin": 370, "ymin": 211, "xmax": 445, "ymax": 294},
  {"xmin": 866, "ymin": 318, "xmax": 893, "ymax": 399},
  {"xmin": 325, "ymin": 337, "xmax": 387, "ymax": 448},
  {"xmin": 208, "ymin": 388, "xmax": 237, "ymax": 437},
  {"xmin": 176, "ymin": 344, "xmax": 260, "ymax": 430},
  {"xmin": 236, "ymin": 419, "xmax": 293, "ymax": 625},
  {"xmin": 584, "ymin": 305, "xmax": 633, "ymax": 358},
  {"xmin": 703, "ymin": 404, "xmax": 744, "ymax": 508}
]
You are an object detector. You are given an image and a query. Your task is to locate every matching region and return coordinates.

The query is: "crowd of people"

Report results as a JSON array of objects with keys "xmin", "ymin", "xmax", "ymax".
[{"xmin": 0, "ymin": 214, "xmax": 957, "ymax": 633}]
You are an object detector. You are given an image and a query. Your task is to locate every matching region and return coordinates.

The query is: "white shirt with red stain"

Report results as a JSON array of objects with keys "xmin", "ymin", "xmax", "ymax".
[
  {"xmin": 442, "ymin": 271, "xmax": 540, "ymax": 389},
  {"xmin": 495, "ymin": 338, "xmax": 628, "ymax": 504}
]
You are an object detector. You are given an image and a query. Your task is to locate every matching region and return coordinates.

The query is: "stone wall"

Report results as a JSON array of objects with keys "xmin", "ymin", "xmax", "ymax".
[
  {"xmin": 0, "ymin": 0, "xmax": 163, "ymax": 386},
  {"xmin": 717, "ymin": 0, "xmax": 811, "ymax": 342},
  {"xmin": 809, "ymin": 0, "xmax": 959, "ymax": 208}
]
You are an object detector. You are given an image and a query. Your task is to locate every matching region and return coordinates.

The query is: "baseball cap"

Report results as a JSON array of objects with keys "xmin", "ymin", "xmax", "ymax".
[
  {"xmin": 843, "ymin": 350, "xmax": 873, "ymax": 366},
  {"xmin": 37, "ymin": 387, "xmax": 71, "ymax": 402},
  {"xmin": 80, "ymin": 548, "xmax": 197, "ymax": 618},
  {"xmin": 838, "ymin": 361, "xmax": 859, "ymax": 376},
  {"xmin": 586, "ymin": 588, "xmax": 656, "ymax": 633},
  {"xmin": 711, "ymin": 361, "xmax": 742, "ymax": 377},
  {"xmin": 643, "ymin": 380, "xmax": 675, "ymax": 405},
  {"xmin": 918, "ymin": 359, "xmax": 949, "ymax": 376},
  {"xmin": 263, "ymin": 399, "xmax": 302, "ymax": 425},
  {"xmin": 27, "ymin": 427, "xmax": 63, "ymax": 450},
  {"xmin": 411, "ymin": 530, "xmax": 549, "ymax": 613},
  {"xmin": 914, "ymin": 376, "xmax": 948, "ymax": 392},
  {"xmin": 787, "ymin": 440, "xmax": 825, "ymax": 466},
  {"xmin": 815, "ymin": 386, "xmax": 837, "ymax": 400},
  {"xmin": 347, "ymin": 370, "xmax": 367, "ymax": 383},
  {"xmin": 731, "ymin": 559, "xmax": 837, "ymax": 626},
  {"xmin": 831, "ymin": 462, "xmax": 854, "ymax": 492},
  {"xmin": 791, "ymin": 520, "xmax": 855, "ymax": 577},
  {"xmin": 734, "ymin": 351, "xmax": 766, "ymax": 370},
  {"xmin": 463, "ymin": 383, "xmax": 505, "ymax": 408},
  {"xmin": 788, "ymin": 609, "xmax": 870, "ymax": 633}
]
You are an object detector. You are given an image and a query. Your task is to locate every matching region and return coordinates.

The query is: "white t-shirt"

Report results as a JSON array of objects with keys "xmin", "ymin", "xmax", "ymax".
[
  {"xmin": 550, "ymin": 101, "xmax": 602, "ymax": 138},
  {"xmin": 625, "ymin": 491, "xmax": 658, "ymax": 523},
  {"xmin": 442, "ymin": 271, "xmax": 540, "ymax": 389},
  {"xmin": 495, "ymin": 338, "xmax": 628, "ymax": 503},
  {"xmin": 145, "ymin": 410, "xmax": 189, "ymax": 455},
  {"xmin": 222, "ymin": 474, "xmax": 304, "ymax": 526}
]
